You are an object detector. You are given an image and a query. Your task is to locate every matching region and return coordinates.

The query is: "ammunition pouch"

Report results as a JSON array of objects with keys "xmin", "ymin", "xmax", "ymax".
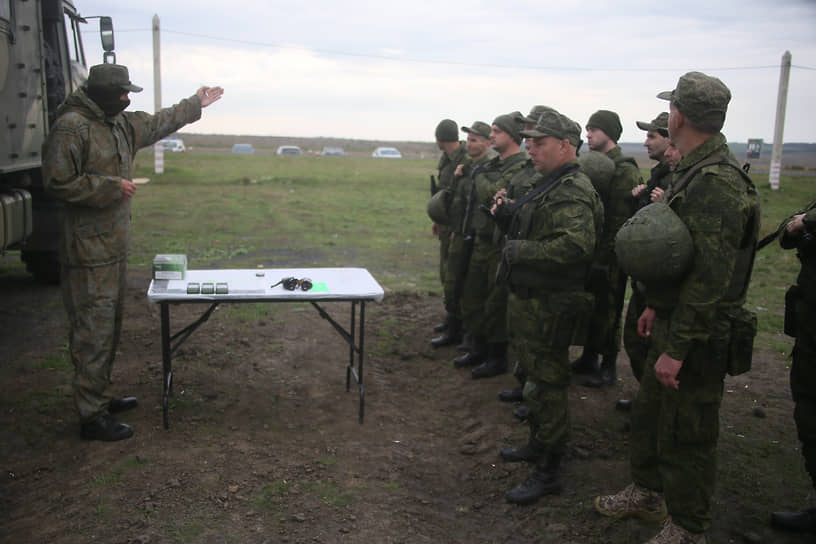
[{"xmin": 726, "ymin": 305, "xmax": 757, "ymax": 376}]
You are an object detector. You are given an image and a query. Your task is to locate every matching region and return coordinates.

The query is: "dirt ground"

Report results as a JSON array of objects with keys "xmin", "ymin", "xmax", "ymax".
[{"xmin": 1, "ymin": 264, "xmax": 814, "ymax": 544}]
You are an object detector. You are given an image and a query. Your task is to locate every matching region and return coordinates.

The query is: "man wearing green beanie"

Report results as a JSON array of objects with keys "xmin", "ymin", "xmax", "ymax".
[
  {"xmin": 573, "ymin": 109, "xmax": 642, "ymax": 388},
  {"xmin": 429, "ymin": 119, "xmax": 468, "ymax": 346}
]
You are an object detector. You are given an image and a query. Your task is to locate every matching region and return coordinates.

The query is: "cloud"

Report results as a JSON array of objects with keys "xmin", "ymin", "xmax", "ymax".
[{"xmin": 77, "ymin": 0, "xmax": 816, "ymax": 142}]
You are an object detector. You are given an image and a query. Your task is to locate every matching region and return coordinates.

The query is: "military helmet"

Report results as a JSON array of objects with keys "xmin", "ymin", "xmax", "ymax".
[
  {"xmin": 615, "ymin": 202, "xmax": 694, "ymax": 284},
  {"xmin": 427, "ymin": 189, "xmax": 451, "ymax": 225},
  {"xmin": 577, "ymin": 150, "xmax": 615, "ymax": 194}
]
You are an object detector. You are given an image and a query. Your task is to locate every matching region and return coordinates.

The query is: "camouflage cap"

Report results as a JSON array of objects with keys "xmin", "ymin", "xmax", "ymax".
[
  {"xmin": 461, "ymin": 121, "xmax": 491, "ymax": 140},
  {"xmin": 636, "ymin": 112, "xmax": 669, "ymax": 134},
  {"xmin": 520, "ymin": 110, "xmax": 582, "ymax": 147},
  {"xmin": 522, "ymin": 105, "xmax": 557, "ymax": 124},
  {"xmin": 657, "ymin": 71, "xmax": 730, "ymax": 126},
  {"xmin": 587, "ymin": 109, "xmax": 622, "ymax": 142},
  {"xmin": 492, "ymin": 113, "xmax": 524, "ymax": 144},
  {"xmin": 87, "ymin": 63, "xmax": 143, "ymax": 92},
  {"xmin": 435, "ymin": 119, "xmax": 459, "ymax": 143}
]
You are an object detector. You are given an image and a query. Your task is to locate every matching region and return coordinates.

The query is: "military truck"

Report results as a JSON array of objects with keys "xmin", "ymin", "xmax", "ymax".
[{"xmin": 0, "ymin": 0, "xmax": 114, "ymax": 282}]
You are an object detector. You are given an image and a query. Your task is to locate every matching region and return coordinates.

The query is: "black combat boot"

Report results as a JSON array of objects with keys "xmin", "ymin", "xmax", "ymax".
[
  {"xmin": 771, "ymin": 509, "xmax": 816, "ymax": 533},
  {"xmin": 615, "ymin": 399, "xmax": 633, "ymax": 411},
  {"xmin": 433, "ymin": 316, "xmax": 449, "ymax": 333},
  {"xmin": 505, "ymin": 452, "xmax": 564, "ymax": 505},
  {"xmin": 583, "ymin": 354, "xmax": 617, "ymax": 387},
  {"xmin": 499, "ymin": 438, "xmax": 544, "ymax": 463},
  {"xmin": 513, "ymin": 405, "xmax": 529, "ymax": 421},
  {"xmin": 453, "ymin": 335, "xmax": 486, "ymax": 367},
  {"xmin": 456, "ymin": 333, "xmax": 474, "ymax": 352},
  {"xmin": 431, "ymin": 317, "xmax": 463, "ymax": 348},
  {"xmin": 498, "ymin": 386, "xmax": 523, "ymax": 403},
  {"xmin": 80, "ymin": 414, "xmax": 134, "ymax": 441},
  {"xmin": 471, "ymin": 342, "xmax": 508, "ymax": 379},
  {"xmin": 570, "ymin": 350, "xmax": 598, "ymax": 375}
]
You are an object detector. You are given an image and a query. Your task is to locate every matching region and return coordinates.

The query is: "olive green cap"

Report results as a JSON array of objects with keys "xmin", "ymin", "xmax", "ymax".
[
  {"xmin": 520, "ymin": 110, "xmax": 581, "ymax": 147},
  {"xmin": 492, "ymin": 113, "xmax": 524, "ymax": 144},
  {"xmin": 522, "ymin": 105, "xmax": 556, "ymax": 124},
  {"xmin": 657, "ymin": 71, "xmax": 731, "ymax": 126},
  {"xmin": 636, "ymin": 112, "xmax": 669, "ymax": 134},
  {"xmin": 435, "ymin": 119, "xmax": 459, "ymax": 142},
  {"xmin": 87, "ymin": 63, "xmax": 143, "ymax": 92},
  {"xmin": 461, "ymin": 121, "xmax": 491, "ymax": 139},
  {"xmin": 587, "ymin": 109, "xmax": 622, "ymax": 142}
]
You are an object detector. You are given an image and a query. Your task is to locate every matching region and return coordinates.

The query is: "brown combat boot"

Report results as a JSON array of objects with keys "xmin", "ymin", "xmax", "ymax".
[
  {"xmin": 646, "ymin": 517, "xmax": 707, "ymax": 544},
  {"xmin": 594, "ymin": 482, "xmax": 668, "ymax": 523}
]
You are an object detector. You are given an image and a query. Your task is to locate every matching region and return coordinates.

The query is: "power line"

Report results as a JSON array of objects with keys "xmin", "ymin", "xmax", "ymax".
[{"xmin": 84, "ymin": 28, "xmax": 816, "ymax": 73}]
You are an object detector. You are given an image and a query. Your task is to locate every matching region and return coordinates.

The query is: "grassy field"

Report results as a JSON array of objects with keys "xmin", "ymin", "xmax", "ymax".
[
  {"xmin": 130, "ymin": 153, "xmax": 441, "ymax": 292},
  {"xmin": 131, "ymin": 151, "xmax": 812, "ymax": 343}
]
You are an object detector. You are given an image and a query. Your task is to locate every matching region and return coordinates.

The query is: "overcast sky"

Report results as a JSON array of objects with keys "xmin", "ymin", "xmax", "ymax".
[{"xmin": 75, "ymin": 0, "xmax": 816, "ymax": 144}]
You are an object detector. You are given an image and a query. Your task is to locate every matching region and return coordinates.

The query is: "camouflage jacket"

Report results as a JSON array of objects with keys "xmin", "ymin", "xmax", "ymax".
[
  {"xmin": 449, "ymin": 151, "xmax": 496, "ymax": 235},
  {"xmin": 42, "ymin": 87, "xmax": 202, "ymax": 267},
  {"xmin": 647, "ymin": 133, "xmax": 761, "ymax": 361},
  {"xmin": 503, "ymin": 161, "xmax": 603, "ymax": 290},
  {"xmin": 631, "ymin": 161, "xmax": 672, "ymax": 210},
  {"xmin": 505, "ymin": 160, "xmax": 538, "ymax": 200},
  {"xmin": 469, "ymin": 150, "xmax": 528, "ymax": 239},
  {"xmin": 436, "ymin": 142, "xmax": 467, "ymax": 191},
  {"xmin": 598, "ymin": 146, "xmax": 642, "ymax": 262}
]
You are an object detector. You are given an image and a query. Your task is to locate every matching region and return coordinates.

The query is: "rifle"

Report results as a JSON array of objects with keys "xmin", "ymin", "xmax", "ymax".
[{"xmin": 757, "ymin": 198, "xmax": 816, "ymax": 251}]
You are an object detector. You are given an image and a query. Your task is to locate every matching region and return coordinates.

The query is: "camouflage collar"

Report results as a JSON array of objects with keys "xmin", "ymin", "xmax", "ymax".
[{"xmin": 674, "ymin": 132, "xmax": 727, "ymax": 174}]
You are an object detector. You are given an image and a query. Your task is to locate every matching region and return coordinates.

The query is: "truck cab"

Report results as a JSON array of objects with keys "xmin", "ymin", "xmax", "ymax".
[{"xmin": 0, "ymin": 0, "xmax": 109, "ymax": 282}]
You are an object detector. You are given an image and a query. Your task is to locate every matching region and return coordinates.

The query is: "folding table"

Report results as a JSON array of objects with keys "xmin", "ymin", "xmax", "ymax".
[{"xmin": 147, "ymin": 267, "xmax": 384, "ymax": 428}]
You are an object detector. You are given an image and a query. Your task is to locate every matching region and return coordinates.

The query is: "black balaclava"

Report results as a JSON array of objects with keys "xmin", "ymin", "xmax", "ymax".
[{"xmin": 87, "ymin": 85, "xmax": 130, "ymax": 117}]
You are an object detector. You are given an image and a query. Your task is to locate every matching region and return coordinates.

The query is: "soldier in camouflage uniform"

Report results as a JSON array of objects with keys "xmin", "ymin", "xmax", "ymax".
[
  {"xmin": 457, "ymin": 114, "xmax": 528, "ymax": 379},
  {"xmin": 618, "ymin": 112, "xmax": 674, "ymax": 411},
  {"xmin": 494, "ymin": 110, "xmax": 602, "ymax": 505},
  {"xmin": 574, "ymin": 109, "xmax": 643, "ymax": 388},
  {"xmin": 436, "ymin": 121, "xmax": 495, "ymax": 354},
  {"xmin": 42, "ymin": 64, "xmax": 224, "ymax": 441},
  {"xmin": 429, "ymin": 119, "xmax": 468, "ymax": 346},
  {"xmin": 595, "ymin": 72, "xmax": 760, "ymax": 544},
  {"xmin": 496, "ymin": 106, "xmax": 556, "ymax": 417},
  {"xmin": 771, "ymin": 198, "xmax": 816, "ymax": 534}
]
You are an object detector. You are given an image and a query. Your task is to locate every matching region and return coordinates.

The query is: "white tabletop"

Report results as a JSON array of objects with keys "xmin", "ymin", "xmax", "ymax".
[{"xmin": 147, "ymin": 267, "xmax": 384, "ymax": 302}]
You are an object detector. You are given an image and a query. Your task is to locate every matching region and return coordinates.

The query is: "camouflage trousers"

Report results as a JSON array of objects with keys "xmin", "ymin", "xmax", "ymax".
[
  {"xmin": 442, "ymin": 233, "xmax": 467, "ymax": 318},
  {"xmin": 508, "ymin": 291, "xmax": 592, "ymax": 453},
  {"xmin": 622, "ymin": 281, "xmax": 649, "ymax": 382},
  {"xmin": 61, "ymin": 260, "xmax": 127, "ymax": 423},
  {"xmin": 584, "ymin": 260, "xmax": 627, "ymax": 356},
  {"xmin": 438, "ymin": 227, "xmax": 451, "ymax": 291},
  {"xmin": 790, "ymin": 296, "xmax": 816, "ymax": 490},
  {"xmin": 630, "ymin": 312, "xmax": 729, "ymax": 534},
  {"xmin": 461, "ymin": 239, "xmax": 507, "ymax": 342}
]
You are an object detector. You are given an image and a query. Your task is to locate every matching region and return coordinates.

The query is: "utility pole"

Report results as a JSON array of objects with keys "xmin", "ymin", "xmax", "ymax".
[
  {"xmin": 153, "ymin": 14, "xmax": 164, "ymax": 174},
  {"xmin": 769, "ymin": 51, "xmax": 791, "ymax": 190}
]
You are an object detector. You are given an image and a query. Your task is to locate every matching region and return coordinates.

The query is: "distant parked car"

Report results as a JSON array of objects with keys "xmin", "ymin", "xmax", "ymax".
[
  {"xmin": 372, "ymin": 147, "xmax": 402, "ymax": 158},
  {"xmin": 276, "ymin": 145, "xmax": 302, "ymax": 156},
  {"xmin": 160, "ymin": 138, "xmax": 185, "ymax": 152},
  {"xmin": 231, "ymin": 143, "xmax": 255, "ymax": 154},
  {"xmin": 321, "ymin": 146, "xmax": 345, "ymax": 157}
]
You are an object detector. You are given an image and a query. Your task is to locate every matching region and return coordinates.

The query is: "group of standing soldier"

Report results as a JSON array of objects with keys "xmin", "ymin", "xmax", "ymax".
[
  {"xmin": 423, "ymin": 70, "xmax": 816, "ymax": 543},
  {"xmin": 34, "ymin": 59, "xmax": 815, "ymax": 543}
]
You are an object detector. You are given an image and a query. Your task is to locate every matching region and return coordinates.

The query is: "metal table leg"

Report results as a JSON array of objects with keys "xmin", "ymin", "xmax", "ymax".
[{"xmin": 160, "ymin": 302, "xmax": 172, "ymax": 429}]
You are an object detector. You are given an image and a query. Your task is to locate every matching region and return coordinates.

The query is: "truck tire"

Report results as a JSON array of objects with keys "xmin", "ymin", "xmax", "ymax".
[{"xmin": 21, "ymin": 250, "xmax": 61, "ymax": 285}]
